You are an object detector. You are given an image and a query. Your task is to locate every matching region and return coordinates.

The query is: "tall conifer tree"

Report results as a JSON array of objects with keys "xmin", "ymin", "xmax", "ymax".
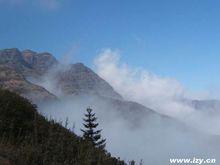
[{"xmin": 81, "ymin": 107, "xmax": 106, "ymax": 149}]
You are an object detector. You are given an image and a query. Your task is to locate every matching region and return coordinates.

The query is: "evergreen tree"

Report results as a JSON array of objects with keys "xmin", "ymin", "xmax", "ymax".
[
  {"xmin": 81, "ymin": 107, "xmax": 106, "ymax": 149},
  {"xmin": 129, "ymin": 160, "xmax": 135, "ymax": 165}
]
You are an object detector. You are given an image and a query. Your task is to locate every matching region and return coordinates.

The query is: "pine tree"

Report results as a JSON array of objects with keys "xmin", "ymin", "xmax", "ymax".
[{"xmin": 81, "ymin": 107, "xmax": 106, "ymax": 149}]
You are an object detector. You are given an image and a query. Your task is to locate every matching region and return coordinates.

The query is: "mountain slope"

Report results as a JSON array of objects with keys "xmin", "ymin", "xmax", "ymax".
[
  {"xmin": 53, "ymin": 63, "xmax": 122, "ymax": 99},
  {"xmin": 186, "ymin": 99, "xmax": 220, "ymax": 116},
  {"xmin": 21, "ymin": 49, "xmax": 58, "ymax": 76},
  {"xmin": 0, "ymin": 48, "xmax": 188, "ymax": 128},
  {"xmin": 0, "ymin": 48, "xmax": 32, "ymax": 72},
  {"xmin": 0, "ymin": 48, "xmax": 58, "ymax": 103},
  {"xmin": 0, "ymin": 89, "xmax": 125, "ymax": 165},
  {"xmin": 0, "ymin": 48, "xmax": 122, "ymax": 102},
  {"xmin": 0, "ymin": 48, "xmax": 57, "ymax": 75},
  {"xmin": 0, "ymin": 64, "xmax": 56, "ymax": 103}
]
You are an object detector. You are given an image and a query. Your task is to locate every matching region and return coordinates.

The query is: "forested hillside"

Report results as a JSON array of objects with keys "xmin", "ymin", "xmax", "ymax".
[{"xmin": 0, "ymin": 89, "xmax": 125, "ymax": 165}]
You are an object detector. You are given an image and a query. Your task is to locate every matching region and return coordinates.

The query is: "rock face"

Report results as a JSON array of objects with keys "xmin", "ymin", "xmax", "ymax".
[
  {"xmin": 0, "ymin": 48, "xmax": 122, "ymax": 103},
  {"xmin": 0, "ymin": 48, "xmax": 57, "ymax": 103},
  {"xmin": 55, "ymin": 63, "xmax": 122, "ymax": 99},
  {"xmin": 22, "ymin": 50, "xmax": 36, "ymax": 65},
  {"xmin": 0, "ymin": 48, "xmax": 58, "ymax": 76},
  {"xmin": 0, "ymin": 65, "xmax": 56, "ymax": 103},
  {"xmin": 0, "ymin": 48, "xmax": 31, "ymax": 72},
  {"xmin": 22, "ymin": 50, "xmax": 58, "ymax": 76}
]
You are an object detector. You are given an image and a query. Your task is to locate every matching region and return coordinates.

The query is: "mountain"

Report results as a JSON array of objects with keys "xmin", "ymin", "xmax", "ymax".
[
  {"xmin": 0, "ymin": 48, "xmax": 193, "ymax": 122},
  {"xmin": 51, "ymin": 63, "xmax": 122, "ymax": 99},
  {"xmin": 0, "ymin": 48, "xmax": 57, "ymax": 76},
  {"xmin": 0, "ymin": 48, "xmax": 31, "ymax": 72},
  {"xmin": 1, "ymin": 48, "xmax": 220, "ymax": 164},
  {"xmin": 0, "ymin": 48, "xmax": 193, "ymax": 126},
  {"xmin": 187, "ymin": 99, "xmax": 220, "ymax": 116},
  {"xmin": 21, "ymin": 49, "xmax": 58, "ymax": 76},
  {"xmin": 0, "ymin": 48, "xmax": 123, "ymax": 103},
  {"xmin": 0, "ymin": 65, "xmax": 56, "ymax": 103},
  {"xmin": 0, "ymin": 48, "xmax": 57, "ymax": 103}
]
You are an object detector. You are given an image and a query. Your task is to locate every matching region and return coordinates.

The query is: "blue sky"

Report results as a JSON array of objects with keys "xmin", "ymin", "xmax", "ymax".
[{"xmin": 0, "ymin": 0, "xmax": 220, "ymax": 91}]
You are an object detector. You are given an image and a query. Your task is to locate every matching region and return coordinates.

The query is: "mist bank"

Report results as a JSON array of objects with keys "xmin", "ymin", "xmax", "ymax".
[
  {"xmin": 94, "ymin": 49, "xmax": 220, "ymax": 135},
  {"xmin": 38, "ymin": 94, "xmax": 220, "ymax": 164}
]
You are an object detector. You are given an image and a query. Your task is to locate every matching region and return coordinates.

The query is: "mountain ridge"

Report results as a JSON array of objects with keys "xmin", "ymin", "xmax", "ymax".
[
  {"xmin": 0, "ymin": 48, "xmax": 177, "ymax": 128},
  {"xmin": 0, "ymin": 48, "xmax": 123, "ymax": 102},
  {"xmin": 2, "ymin": 48, "xmax": 220, "ymax": 120}
]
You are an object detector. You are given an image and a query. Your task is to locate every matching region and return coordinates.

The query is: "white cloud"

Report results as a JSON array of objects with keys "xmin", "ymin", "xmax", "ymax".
[
  {"xmin": 94, "ymin": 49, "xmax": 195, "ymax": 118},
  {"xmin": 94, "ymin": 49, "xmax": 220, "ymax": 135}
]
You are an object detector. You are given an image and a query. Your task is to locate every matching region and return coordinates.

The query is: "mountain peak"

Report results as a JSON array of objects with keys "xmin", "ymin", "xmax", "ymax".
[
  {"xmin": 0, "ymin": 48, "xmax": 22, "ymax": 57},
  {"xmin": 55, "ymin": 62, "xmax": 123, "ymax": 99},
  {"xmin": 22, "ymin": 49, "xmax": 37, "ymax": 66},
  {"xmin": 30, "ymin": 52, "xmax": 58, "ymax": 74},
  {"xmin": 22, "ymin": 49, "xmax": 36, "ymax": 53},
  {"xmin": 0, "ymin": 48, "xmax": 30, "ymax": 71},
  {"xmin": 0, "ymin": 48, "xmax": 122, "ymax": 101}
]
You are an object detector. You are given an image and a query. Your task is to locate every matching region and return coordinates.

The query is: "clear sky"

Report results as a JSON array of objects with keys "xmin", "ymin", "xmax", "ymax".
[{"xmin": 0, "ymin": 0, "xmax": 220, "ymax": 91}]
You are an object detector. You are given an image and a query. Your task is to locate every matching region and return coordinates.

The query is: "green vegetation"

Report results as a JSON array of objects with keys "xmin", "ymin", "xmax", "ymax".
[
  {"xmin": 0, "ymin": 89, "xmax": 125, "ymax": 165},
  {"xmin": 81, "ymin": 107, "xmax": 106, "ymax": 149}
]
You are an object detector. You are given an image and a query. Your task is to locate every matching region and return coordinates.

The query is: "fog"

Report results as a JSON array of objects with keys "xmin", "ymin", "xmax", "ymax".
[
  {"xmin": 38, "ymin": 95, "xmax": 220, "ymax": 164},
  {"xmin": 95, "ymin": 49, "xmax": 197, "ymax": 118},
  {"xmin": 31, "ymin": 49, "xmax": 220, "ymax": 164},
  {"xmin": 94, "ymin": 49, "xmax": 220, "ymax": 135}
]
